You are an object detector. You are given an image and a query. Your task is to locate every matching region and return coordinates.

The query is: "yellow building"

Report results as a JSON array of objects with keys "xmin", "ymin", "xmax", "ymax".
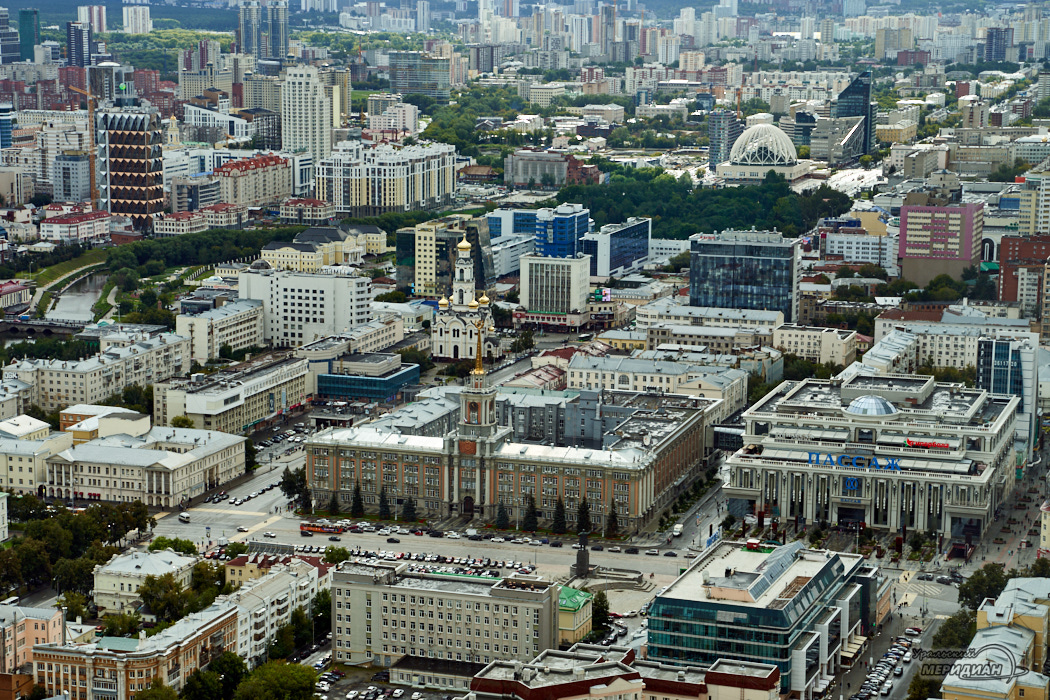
[
  {"xmin": 597, "ymin": 329, "xmax": 647, "ymax": 351},
  {"xmin": 876, "ymin": 120, "xmax": 918, "ymax": 145},
  {"xmin": 558, "ymin": 586, "xmax": 593, "ymax": 646},
  {"xmin": 943, "ymin": 578, "xmax": 1050, "ymax": 700},
  {"xmin": 261, "ymin": 226, "xmax": 365, "ymax": 272}
]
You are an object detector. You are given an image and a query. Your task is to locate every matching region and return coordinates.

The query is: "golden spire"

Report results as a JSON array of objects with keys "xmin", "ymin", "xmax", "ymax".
[{"xmin": 473, "ymin": 318, "xmax": 485, "ymax": 374}]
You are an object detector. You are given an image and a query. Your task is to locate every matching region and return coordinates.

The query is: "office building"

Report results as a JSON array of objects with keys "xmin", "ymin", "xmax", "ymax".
[
  {"xmin": 0, "ymin": 9, "xmax": 18, "ymax": 65},
  {"xmin": 502, "ymin": 150, "xmax": 600, "ymax": 189},
  {"xmin": 313, "ymin": 353, "xmax": 420, "ymax": 402},
  {"xmin": 984, "ymin": 27, "xmax": 1013, "ymax": 62},
  {"xmin": 389, "ymin": 51, "xmax": 451, "ymax": 102},
  {"xmin": 237, "ymin": 265, "xmax": 372, "ymax": 347},
  {"xmin": 689, "ymin": 230, "xmax": 801, "ymax": 322},
  {"xmin": 171, "ymin": 176, "xmax": 221, "ymax": 213},
  {"xmin": 77, "ymin": 5, "xmax": 106, "ymax": 33},
  {"xmin": 18, "ymin": 9, "xmax": 37, "ymax": 62},
  {"xmin": 65, "ymin": 21, "xmax": 91, "ymax": 68},
  {"xmin": 432, "ymin": 236, "xmax": 499, "ymax": 362},
  {"xmin": 708, "ymin": 109, "xmax": 744, "ymax": 169},
  {"xmin": 976, "ymin": 335, "xmax": 1038, "ymax": 460},
  {"xmin": 2, "ymin": 333, "xmax": 190, "ymax": 412},
  {"xmin": 395, "ymin": 214, "xmax": 494, "ymax": 298},
  {"xmin": 154, "ymin": 354, "xmax": 308, "ymax": 432},
  {"xmin": 121, "ymin": 5, "xmax": 151, "ymax": 34},
  {"xmin": 647, "ymin": 541, "xmax": 880, "ymax": 697},
  {"xmin": 97, "ymin": 104, "xmax": 165, "ymax": 231},
  {"xmin": 281, "ymin": 66, "xmax": 332, "ymax": 161},
  {"xmin": 488, "ymin": 204, "xmax": 590, "ymax": 256},
  {"xmin": 898, "ymin": 202, "xmax": 983, "ymax": 286},
  {"xmin": 580, "ymin": 217, "xmax": 651, "ymax": 277},
  {"xmin": 635, "ymin": 298, "xmax": 783, "ymax": 331},
  {"xmin": 832, "ymin": 71, "xmax": 877, "ymax": 155},
  {"xmin": 517, "ymin": 254, "xmax": 591, "ymax": 331},
  {"xmin": 316, "ymin": 140, "xmax": 456, "ymax": 217},
  {"xmin": 46, "ymin": 423, "xmax": 245, "ymax": 508},
  {"xmin": 331, "ymin": 562, "xmax": 559, "ymax": 668},
  {"xmin": 265, "ymin": 1, "xmax": 289, "ymax": 60},
  {"xmin": 33, "ymin": 603, "xmax": 239, "ymax": 700},
  {"xmin": 724, "ymin": 372, "xmax": 1019, "ymax": 541},
  {"xmin": 93, "ymin": 549, "xmax": 197, "ymax": 615}
]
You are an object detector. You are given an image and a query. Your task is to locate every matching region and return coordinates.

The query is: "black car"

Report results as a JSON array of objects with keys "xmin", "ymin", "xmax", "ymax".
[
  {"xmin": 428, "ymin": 531, "xmax": 444, "ymax": 538},
  {"xmin": 387, "ymin": 537, "xmax": 401, "ymax": 544},
  {"xmin": 468, "ymin": 534, "xmax": 483, "ymax": 541},
  {"xmin": 329, "ymin": 536, "xmax": 341, "ymax": 541},
  {"xmin": 625, "ymin": 547, "xmax": 639, "ymax": 554},
  {"xmin": 663, "ymin": 550, "xmax": 678, "ymax": 557},
  {"xmin": 591, "ymin": 544, "xmax": 604, "ymax": 551},
  {"xmin": 301, "ymin": 530, "xmax": 314, "ymax": 537},
  {"xmin": 549, "ymin": 541, "xmax": 563, "ymax": 548}
]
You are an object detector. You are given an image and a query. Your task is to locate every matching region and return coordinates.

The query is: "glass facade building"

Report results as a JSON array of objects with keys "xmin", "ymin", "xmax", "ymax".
[
  {"xmin": 487, "ymin": 204, "xmax": 591, "ymax": 258},
  {"xmin": 317, "ymin": 363, "xmax": 420, "ymax": 402},
  {"xmin": 833, "ymin": 71, "xmax": 877, "ymax": 155},
  {"xmin": 647, "ymin": 541, "xmax": 880, "ymax": 693},
  {"xmin": 389, "ymin": 51, "xmax": 452, "ymax": 103},
  {"xmin": 689, "ymin": 230, "xmax": 800, "ymax": 321},
  {"xmin": 708, "ymin": 109, "xmax": 744, "ymax": 170},
  {"xmin": 976, "ymin": 335, "xmax": 1037, "ymax": 458},
  {"xmin": 580, "ymin": 217, "xmax": 651, "ymax": 277}
]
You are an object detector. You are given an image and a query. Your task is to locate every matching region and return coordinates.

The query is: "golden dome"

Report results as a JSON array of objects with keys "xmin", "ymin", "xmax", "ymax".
[
  {"xmin": 438, "ymin": 296, "xmax": 449, "ymax": 307},
  {"xmin": 479, "ymin": 293, "xmax": 490, "ymax": 305},
  {"xmin": 468, "ymin": 298, "xmax": 480, "ymax": 309},
  {"xmin": 457, "ymin": 235, "xmax": 471, "ymax": 252}
]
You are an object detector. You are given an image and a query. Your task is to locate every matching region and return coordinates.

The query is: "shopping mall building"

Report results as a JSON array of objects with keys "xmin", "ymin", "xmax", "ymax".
[{"xmin": 724, "ymin": 372, "xmax": 1019, "ymax": 543}]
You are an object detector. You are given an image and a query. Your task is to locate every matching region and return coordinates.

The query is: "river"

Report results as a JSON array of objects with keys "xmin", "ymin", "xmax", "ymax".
[{"xmin": 46, "ymin": 272, "xmax": 108, "ymax": 322}]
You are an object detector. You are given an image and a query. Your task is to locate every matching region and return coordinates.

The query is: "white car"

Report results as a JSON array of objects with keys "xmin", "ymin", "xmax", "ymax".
[
  {"xmin": 378, "ymin": 528, "xmax": 391, "ymax": 535},
  {"xmin": 446, "ymin": 532, "xmax": 461, "ymax": 539},
  {"xmin": 411, "ymin": 694, "xmax": 423, "ymax": 700},
  {"xmin": 346, "ymin": 693, "xmax": 358, "ymax": 699},
  {"xmin": 392, "ymin": 691, "xmax": 404, "ymax": 698},
  {"xmin": 902, "ymin": 651, "xmax": 913, "ymax": 663},
  {"xmin": 491, "ymin": 537, "xmax": 505, "ymax": 543}
]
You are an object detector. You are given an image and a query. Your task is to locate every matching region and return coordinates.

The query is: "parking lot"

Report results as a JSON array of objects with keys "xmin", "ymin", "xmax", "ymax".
[{"xmin": 310, "ymin": 661, "xmax": 455, "ymax": 700}]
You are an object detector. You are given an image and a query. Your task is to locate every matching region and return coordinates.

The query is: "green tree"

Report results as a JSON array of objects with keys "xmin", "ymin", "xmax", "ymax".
[
  {"xmin": 374, "ymin": 291, "xmax": 407, "ymax": 303},
  {"xmin": 401, "ymin": 496, "xmax": 418, "ymax": 522},
  {"xmin": 907, "ymin": 675, "xmax": 942, "ymax": 700},
  {"xmin": 16, "ymin": 539, "xmax": 51, "ymax": 586},
  {"xmin": 606, "ymin": 502, "xmax": 619, "ymax": 538},
  {"xmin": 324, "ymin": 547, "xmax": 351, "ymax": 565},
  {"xmin": 932, "ymin": 609, "xmax": 977, "ymax": 649},
  {"xmin": 290, "ymin": 606, "xmax": 312, "ymax": 650},
  {"xmin": 958, "ymin": 564, "xmax": 1011, "ymax": 610},
  {"xmin": 138, "ymin": 573, "xmax": 188, "ymax": 623},
  {"xmin": 171, "ymin": 415, "xmax": 195, "ymax": 428},
  {"xmin": 137, "ymin": 680, "xmax": 179, "ymax": 700},
  {"xmin": 224, "ymin": 542, "xmax": 248, "ymax": 559},
  {"xmin": 53, "ymin": 556, "xmax": 95, "ymax": 594},
  {"xmin": 208, "ymin": 652, "xmax": 247, "ymax": 700},
  {"xmin": 232, "ymin": 662, "xmax": 316, "ymax": 700},
  {"xmin": 552, "ymin": 499, "xmax": 567, "ymax": 535},
  {"xmin": 496, "ymin": 501, "xmax": 510, "ymax": 530},
  {"xmin": 279, "ymin": 466, "xmax": 310, "ymax": 511},
  {"xmin": 27, "ymin": 686, "xmax": 50, "ymax": 700},
  {"xmin": 797, "ymin": 145, "xmax": 810, "ymax": 158},
  {"xmin": 103, "ymin": 611, "xmax": 141, "ymax": 637},
  {"xmin": 180, "ymin": 670, "xmax": 221, "ymax": 700},
  {"xmin": 266, "ymin": 623, "xmax": 295, "ymax": 659},
  {"xmin": 577, "ymin": 498, "xmax": 591, "ymax": 534},
  {"xmin": 149, "ymin": 536, "xmax": 199, "ymax": 556},
  {"xmin": 327, "ymin": 492, "xmax": 340, "ymax": 516},
  {"xmin": 377, "ymin": 486, "xmax": 391, "ymax": 520},
  {"xmin": 521, "ymin": 496, "xmax": 538, "ymax": 532},
  {"xmin": 592, "ymin": 590, "xmax": 610, "ymax": 629},
  {"xmin": 311, "ymin": 589, "xmax": 331, "ymax": 643},
  {"xmin": 57, "ymin": 591, "xmax": 88, "ymax": 621},
  {"xmin": 1029, "ymin": 558, "xmax": 1050, "ymax": 578},
  {"xmin": 350, "ymin": 481, "xmax": 364, "ymax": 517}
]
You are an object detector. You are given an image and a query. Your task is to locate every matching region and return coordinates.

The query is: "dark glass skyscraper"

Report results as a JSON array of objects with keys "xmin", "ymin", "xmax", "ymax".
[
  {"xmin": 65, "ymin": 21, "xmax": 92, "ymax": 68},
  {"xmin": 983, "ymin": 27, "xmax": 1013, "ymax": 62},
  {"xmin": 689, "ymin": 229, "xmax": 800, "ymax": 321},
  {"xmin": 18, "ymin": 9, "xmax": 38, "ymax": 62},
  {"xmin": 833, "ymin": 70, "xmax": 877, "ymax": 155}
]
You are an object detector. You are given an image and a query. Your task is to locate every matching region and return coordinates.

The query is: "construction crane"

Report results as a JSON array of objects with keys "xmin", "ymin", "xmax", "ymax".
[{"xmin": 68, "ymin": 85, "xmax": 98, "ymax": 211}]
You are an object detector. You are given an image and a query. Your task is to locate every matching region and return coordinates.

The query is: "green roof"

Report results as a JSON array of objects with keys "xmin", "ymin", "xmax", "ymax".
[
  {"xmin": 981, "ymin": 261, "xmax": 999, "ymax": 272},
  {"xmin": 98, "ymin": 637, "xmax": 139, "ymax": 651},
  {"xmin": 559, "ymin": 586, "xmax": 593, "ymax": 611}
]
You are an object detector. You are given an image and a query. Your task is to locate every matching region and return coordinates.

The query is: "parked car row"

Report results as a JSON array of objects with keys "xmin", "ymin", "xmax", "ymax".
[{"xmin": 849, "ymin": 638, "xmax": 914, "ymax": 700}]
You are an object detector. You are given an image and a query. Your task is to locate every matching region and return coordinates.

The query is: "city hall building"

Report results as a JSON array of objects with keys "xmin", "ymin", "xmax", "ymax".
[{"xmin": 724, "ymin": 372, "xmax": 1019, "ymax": 542}]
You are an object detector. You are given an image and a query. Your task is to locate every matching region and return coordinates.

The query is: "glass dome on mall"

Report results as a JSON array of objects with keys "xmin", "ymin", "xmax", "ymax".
[
  {"xmin": 729, "ymin": 124, "xmax": 798, "ymax": 166},
  {"xmin": 845, "ymin": 395, "xmax": 898, "ymax": 416}
]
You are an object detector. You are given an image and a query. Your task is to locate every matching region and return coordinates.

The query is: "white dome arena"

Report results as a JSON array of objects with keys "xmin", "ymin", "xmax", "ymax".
[{"xmin": 729, "ymin": 123, "xmax": 798, "ymax": 166}]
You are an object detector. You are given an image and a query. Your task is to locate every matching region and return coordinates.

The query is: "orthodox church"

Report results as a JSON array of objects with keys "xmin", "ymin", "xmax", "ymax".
[{"xmin": 432, "ymin": 234, "xmax": 501, "ymax": 362}]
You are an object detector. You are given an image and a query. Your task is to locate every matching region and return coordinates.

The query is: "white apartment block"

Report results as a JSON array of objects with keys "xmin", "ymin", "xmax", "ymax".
[
  {"xmin": 491, "ymin": 234, "xmax": 535, "ymax": 277},
  {"xmin": 331, "ymin": 561, "xmax": 559, "ymax": 668},
  {"xmin": 772, "ymin": 324, "xmax": 859, "ymax": 366},
  {"xmin": 281, "ymin": 66, "xmax": 333, "ymax": 161},
  {"xmin": 175, "ymin": 299, "xmax": 265, "ymax": 362},
  {"xmin": 153, "ymin": 355, "xmax": 309, "ymax": 433},
  {"xmin": 636, "ymin": 297, "xmax": 784, "ymax": 331},
  {"xmin": 238, "ymin": 267, "xmax": 372, "ymax": 347},
  {"xmin": 369, "ymin": 102, "xmax": 420, "ymax": 135},
  {"xmin": 214, "ymin": 154, "xmax": 292, "ymax": 208},
  {"xmin": 122, "ymin": 5, "xmax": 152, "ymax": 34},
  {"xmin": 153, "ymin": 211, "xmax": 208, "ymax": 238},
  {"xmin": 183, "ymin": 104, "xmax": 253, "ymax": 140},
  {"xmin": 224, "ymin": 559, "xmax": 323, "ymax": 668},
  {"xmin": 316, "ymin": 140, "xmax": 456, "ymax": 217},
  {"xmin": 2, "ymin": 333, "xmax": 190, "ymax": 412},
  {"xmin": 824, "ymin": 231, "xmax": 899, "ymax": 276},
  {"xmin": 39, "ymin": 211, "xmax": 110, "ymax": 244},
  {"xmin": 47, "ymin": 425, "xmax": 245, "ymax": 508},
  {"xmin": 93, "ymin": 549, "xmax": 197, "ymax": 615}
]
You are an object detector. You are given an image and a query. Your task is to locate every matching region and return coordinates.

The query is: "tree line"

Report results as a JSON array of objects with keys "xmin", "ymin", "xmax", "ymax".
[{"xmin": 557, "ymin": 172, "xmax": 853, "ymax": 238}]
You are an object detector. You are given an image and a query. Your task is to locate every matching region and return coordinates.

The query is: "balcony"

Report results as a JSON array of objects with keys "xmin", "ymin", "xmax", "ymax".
[{"xmin": 92, "ymin": 680, "xmax": 117, "ymax": 691}]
